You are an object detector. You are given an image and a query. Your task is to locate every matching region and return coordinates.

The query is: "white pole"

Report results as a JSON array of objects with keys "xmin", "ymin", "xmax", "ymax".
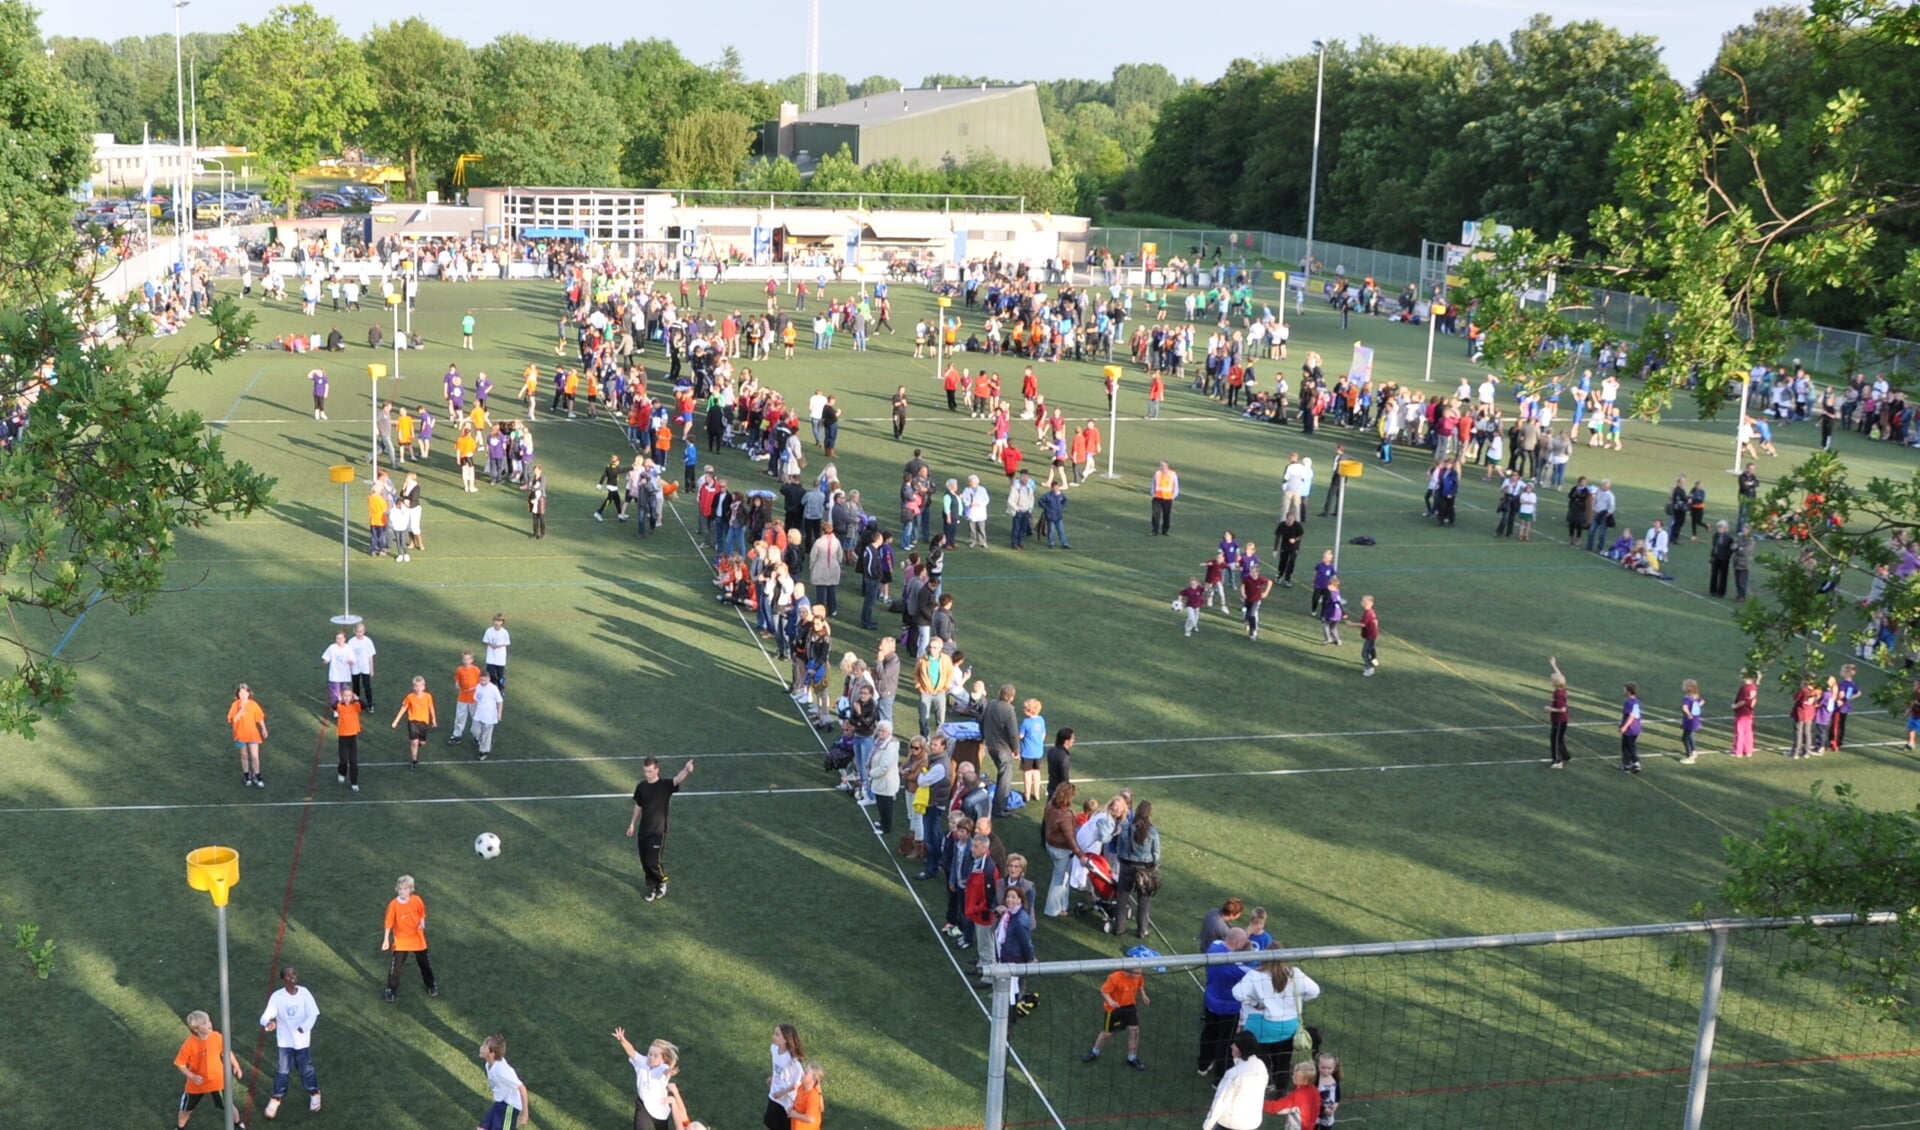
[
  {"xmin": 1332, "ymin": 472, "xmax": 1346, "ymax": 572},
  {"xmin": 172, "ymin": 0, "xmax": 189, "ymax": 274},
  {"xmin": 1423, "ymin": 301, "xmax": 1438, "ymax": 382},
  {"xmin": 1104, "ymin": 379, "xmax": 1119, "ymax": 479},
  {"xmin": 215, "ymin": 903, "xmax": 234, "ymax": 1130},
  {"xmin": 391, "ymin": 301, "xmax": 401, "ymax": 384},
  {"xmin": 1729, "ymin": 369, "xmax": 1752, "ymax": 474},
  {"xmin": 1304, "ymin": 41, "xmax": 1327, "ymax": 290}
]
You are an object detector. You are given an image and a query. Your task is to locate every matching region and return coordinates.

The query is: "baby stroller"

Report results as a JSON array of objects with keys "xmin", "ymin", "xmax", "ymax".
[{"xmin": 1071, "ymin": 853, "xmax": 1120, "ymax": 927}]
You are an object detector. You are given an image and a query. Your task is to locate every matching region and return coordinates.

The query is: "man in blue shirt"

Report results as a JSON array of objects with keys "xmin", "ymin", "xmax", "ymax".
[{"xmin": 1197, "ymin": 928, "xmax": 1256, "ymax": 1081}]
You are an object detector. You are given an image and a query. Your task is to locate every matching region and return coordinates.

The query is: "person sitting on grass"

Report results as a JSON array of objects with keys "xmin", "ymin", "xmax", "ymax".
[{"xmin": 1605, "ymin": 527, "xmax": 1635, "ymax": 562}]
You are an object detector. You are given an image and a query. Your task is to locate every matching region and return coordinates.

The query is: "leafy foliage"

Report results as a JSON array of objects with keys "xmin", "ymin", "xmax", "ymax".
[
  {"xmin": 361, "ymin": 19, "xmax": 477, "ymax": 199},
  {"xmin": 12, "ymin": 922, "xmax": 55, "ymax": 980},
  {"xmin": 0, "ymin": 0, "xmax": 274, "ymax": 737},
  {"xmin": 205, "ymin": 4, "xmax": 374, "ymax": 212},
  {"xmin": 1723, "ymin": 783, "xmax": 1919, "ymax": 1021},
  {"xmin": 471, "ymin": 36, "xmax": 624, "ymax": 186}
]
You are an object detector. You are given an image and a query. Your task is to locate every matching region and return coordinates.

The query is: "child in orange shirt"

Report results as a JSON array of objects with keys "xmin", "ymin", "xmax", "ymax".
[
  {"xmin": 172, "ymin": 1009, "xmax": 243, "ymax": 1128},
  {"xmin": 334, "ymin": 689, "xmax": 363, "ymax": 791},
  {"xmin": 449, "ymin": 653, "xmax": 482, "ymax": 746},
  {"xmin": 381, "ymin": 873, "xmax": 437, "ymax": 1001},
  {"xmin": 390, "ymin": 676, "xmax": 437, "ymax": 769},
  {"xmin": 788, "ymin": 1062, "xmax": 825, "ymax": 1130},
  {"xmin": 1082, "ymin": 966, "xmax": 1150, "ymax": 1069},
  {"xmin": 228, "ymin": 682, "xmax": 269, "ymax": 789}
]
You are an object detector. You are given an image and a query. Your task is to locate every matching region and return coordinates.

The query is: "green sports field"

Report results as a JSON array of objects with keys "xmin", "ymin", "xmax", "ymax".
[{"xmin": 1, "ymin": 265, "xmax": 1917, "ymax": 1128}]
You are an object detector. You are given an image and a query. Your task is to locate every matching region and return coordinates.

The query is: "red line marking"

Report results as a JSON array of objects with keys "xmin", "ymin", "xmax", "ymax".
[
  {"xmin": 241, "ymin": 719, "xmax": 329, "ymax": 1123},
  {"xmin": 922, "ymin": 1046, "xmax": 1920, "ymax": 1130}
]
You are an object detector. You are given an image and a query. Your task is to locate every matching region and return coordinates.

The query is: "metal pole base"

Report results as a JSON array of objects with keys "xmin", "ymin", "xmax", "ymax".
[{"xmin": 330, "ymin": 613, "xmax": 364, "ymax": 625}]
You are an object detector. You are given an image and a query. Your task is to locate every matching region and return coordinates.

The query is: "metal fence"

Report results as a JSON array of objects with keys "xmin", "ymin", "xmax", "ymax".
[
  {"xmin": 1088, "ymin": 225, "xmax": 1919, "ymax": 379},
  {"xmin": 982, "ymin": 913, "xmax": 1912, "ymax": 1130}
]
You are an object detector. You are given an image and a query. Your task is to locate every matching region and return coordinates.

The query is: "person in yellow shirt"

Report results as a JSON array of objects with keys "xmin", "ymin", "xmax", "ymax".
[
  {"xmin": 520, "ymin": 363, "xmax": 540, "ymax": 421},
  {"xmin": 389, "ymin": 676, "xmax": 437, "ymax": 769},
  {"xmin": 454, "ymin": 428, "xmax": 479, "ymax": 494},
  {"xmin": 394, "ymin": 407, "xmax": 416, "ymax": 464}
]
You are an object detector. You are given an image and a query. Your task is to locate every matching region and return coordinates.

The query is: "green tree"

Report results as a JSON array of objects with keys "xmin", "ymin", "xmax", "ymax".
[
  {"xmin": 0, "ymin": 0, "xmax": 273, "ymax": 735},
  {"xmin": 849, "ymin": 75, "xmax": 901, "ymax": 99},
  {"xmin": 205, "ymin": 4, "xmax": 373, "ymax": 213},
  {"xmin": 657, "ymin": 108, "xmax": 752, "ymax": 189},
  {"xmin": 361, "ymin": 18, "xmax": 476, "ymax": 199},
  {"xmin": 48, "ymin": 38, "xmax": 139, "ymax": 141},
  {"xmin": 740, "ymin": 156, "xmax": 803, "ymax": 193},
  {"xmin": 1722, "ymin": 784, "xmax": 1920, "ymax": 1021},
  {"xmin": 806, "ymin": 145, "xmax": 866, "ymax": 197},
  {"xmin": 471, "ymin": 35, "xmax": 623, "ymax": 185},
  {"xmin": 1109, "ymin": 62, "xmax": 1179, "ymax": 110}
]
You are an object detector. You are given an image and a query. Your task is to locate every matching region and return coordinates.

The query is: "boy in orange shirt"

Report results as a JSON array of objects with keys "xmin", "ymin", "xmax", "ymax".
[
  {"xmin": 380, "ymin": 873, "xmax": 437, "ymax": 1002},
  {"xmin": 368, "ymin": 487, "xmax": 391, "ymax": 557},
  {"xmin": 390, "ymin": 676, "xmax": 437, "ymax": 769},
  {"xmin": 448, "ymin": 652, "xmax": 482, "ymax": 747},
  {"xmin": 334, "ymin": 688, "xmax": 363, "ymax": 791},
  {"xmin": 1081, "ymin": 965, "xmax": 1151, "ymax": 1069},
  {"xmin": 172, "ymin": 1009, "xmax": 243, "ymax": 1128}
]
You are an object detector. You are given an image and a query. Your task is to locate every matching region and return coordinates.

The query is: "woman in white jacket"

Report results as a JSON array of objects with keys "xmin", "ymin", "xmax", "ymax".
[
  {"xmin": 1201, "ymin": 1031, "xmax": 1268, "ymax": 1130},
  {"xmin": 1233, "ymin": 956, "xmax": 1320, "ymax": 1083}
]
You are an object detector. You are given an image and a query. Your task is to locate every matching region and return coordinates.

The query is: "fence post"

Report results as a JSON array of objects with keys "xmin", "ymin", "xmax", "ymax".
[
  {"xmin": 984, "ymin": 972, "xmax": 1012, "ymax": 1130},
  {"xmin": 1683, "ymin": 926, "xmax": 1730, "ymax": 1130}
]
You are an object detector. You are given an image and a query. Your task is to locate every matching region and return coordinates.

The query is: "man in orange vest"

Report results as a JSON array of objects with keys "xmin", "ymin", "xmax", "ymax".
[{"xmin": 1150, "ymin": 461, "xmax": 1180, "ymax": 536}]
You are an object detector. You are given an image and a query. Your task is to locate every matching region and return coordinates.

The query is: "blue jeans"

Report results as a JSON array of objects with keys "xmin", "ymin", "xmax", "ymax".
[
  {"xmin": 824, "ymin": 422, "xmax": 839, "ymax": 450},
  {"xmin": 1550, "ymin": 462, "xmax": 1566, "ymax": 487},
  {"xmin": 915, "ymin": 624, "xmax": 932, "ymax": 659},
  {"xmin": 1046, "ymin": 518, "xmax": 1070, "ymax": 547},
  {"xmin": 876, "ymin": 694, "xmax": 895, "ymax": 727},
  {"xmin": 854, "ymin": 735, "xmax": 876, "ymax": 795},
  {"xmin": 1586, "ymin": 517, "xmax": 1609, "ymax": 552},
  {"xmin": 1011, "ymin": 511, "xmax": 1032, "ymax": 547},
  {"xmin": 861, "ymin": 577, "xmax": 882, "ymax": 626},
  {"xmin": 272, "ymin": 1045, "xmax": 319, "ymax": 1098},
  {"xmin": 918, "ymin": 811, "xmax": 945, "ymax": 876}
]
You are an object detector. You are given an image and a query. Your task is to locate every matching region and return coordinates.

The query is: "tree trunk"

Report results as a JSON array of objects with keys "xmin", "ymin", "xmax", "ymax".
[{"xmin": 406, "ymin": 145, "xmax": 419, "ymax": 202}]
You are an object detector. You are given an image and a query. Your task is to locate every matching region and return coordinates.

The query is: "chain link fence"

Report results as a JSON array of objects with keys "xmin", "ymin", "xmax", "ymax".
[{"xmin": 1089, "ymin": 226, "xmax": 1917, "ymax": 379}]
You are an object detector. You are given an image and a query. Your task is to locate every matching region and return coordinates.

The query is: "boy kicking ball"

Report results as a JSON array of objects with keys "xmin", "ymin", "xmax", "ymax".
[
  {"xmin": 1177, "ymin": 577, "xmax": 1205, "ymax": 637},
  {"xmin": 1081, "ymin": 963, "xmax": 1150, "ymax": 1070}
]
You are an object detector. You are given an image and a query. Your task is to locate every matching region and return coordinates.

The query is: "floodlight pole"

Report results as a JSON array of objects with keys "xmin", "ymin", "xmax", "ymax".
[{"xmin": 1304, "ymin": 40, "xmax": 1327, "ymax": 292}]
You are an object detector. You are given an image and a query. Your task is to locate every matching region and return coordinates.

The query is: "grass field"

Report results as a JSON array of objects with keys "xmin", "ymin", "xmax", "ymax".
[{"xmin": 2, "ymin": 267, "xmax": 1917, "ymax": 1128}]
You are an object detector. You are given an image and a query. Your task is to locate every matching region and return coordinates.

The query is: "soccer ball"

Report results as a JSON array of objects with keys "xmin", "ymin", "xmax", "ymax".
[{"xmin": 474, "ymin": 832, "xmax": 502, "ymax": 860}]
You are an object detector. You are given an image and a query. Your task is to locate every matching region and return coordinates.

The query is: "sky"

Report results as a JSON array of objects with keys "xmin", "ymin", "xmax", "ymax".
[{"xmin": 42, "ymin": 0, "xmax": 1779, "ymax": 90}]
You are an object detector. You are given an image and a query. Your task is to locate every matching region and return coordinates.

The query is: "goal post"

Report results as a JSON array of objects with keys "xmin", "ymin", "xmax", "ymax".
[{"xmin": 980, "ymin": 913, "xmax": 1910, "ymax": 1130}]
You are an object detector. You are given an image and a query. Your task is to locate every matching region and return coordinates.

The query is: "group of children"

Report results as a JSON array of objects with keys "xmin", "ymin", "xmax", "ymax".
[
  {"xmin": 1596, "ymin": 663, "xmax": 1862, "ymax": 773},
  {"xmin": 1176, "ymin": 532, "xmax": 1380, "ymax": 675}
]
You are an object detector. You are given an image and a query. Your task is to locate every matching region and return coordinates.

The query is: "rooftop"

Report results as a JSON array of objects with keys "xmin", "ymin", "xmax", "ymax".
[{"xmin": 793, "ymin": 85, "xmax": 1037, "ymax": 128}]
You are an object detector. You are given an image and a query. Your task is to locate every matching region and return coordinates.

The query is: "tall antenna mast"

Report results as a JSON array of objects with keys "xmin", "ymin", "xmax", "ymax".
[{"xmin": 805, "ymin": 0, "xmax": 820, "ymax": 111}]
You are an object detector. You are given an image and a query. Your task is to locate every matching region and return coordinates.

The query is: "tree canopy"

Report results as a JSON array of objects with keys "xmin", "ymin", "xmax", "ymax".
[
  {"xmin": 205, "ymin": 4, "xmax": 373, "ymax": 211},
  {"xmin": 0, "ymin": 0, "xmax": 273, "ymax": 736}
]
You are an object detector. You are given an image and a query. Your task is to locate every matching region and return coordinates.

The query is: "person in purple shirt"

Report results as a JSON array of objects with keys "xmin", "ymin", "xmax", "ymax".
[
  {"xmin": 474, "ymin": 373, "xmax": 492, "ymax": 408},
  {"xmin": 448, "ymin": 377, "xmax": 466, "ymax": 419},
  {"xmin": 1310, "ymin": 550, "xmax": 1337, "ymax": 616},
  {"xmin": 309, "ymin": 368, "xmax": 329, "ymax": 420},
  {"xmin": 1619, "ymin": 682, "xmax": 1642, "ymax": 773},
  {"xmin": 442, "ymin": 365, "xmax": 460, "ymax": 409},
  {"xmin": 413, "ymin": 406, "xmax": 434, "ymax": 461}
]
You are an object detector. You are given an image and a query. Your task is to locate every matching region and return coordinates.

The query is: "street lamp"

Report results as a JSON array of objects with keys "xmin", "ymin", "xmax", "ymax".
[
  {"xmin": 1304, "ymin": 39, "xmax": 1327, "ymax": 291},
  {"xmin": 184, "ymin": 846, "xmax": 240, "ymax": 1130},
  {"xmin": 330, "ymin": 464, "xmax": 362, "ymax": 626},
  {"xmin": 171, "ymin": 0, "xmax": 193, "ymax": 271}
]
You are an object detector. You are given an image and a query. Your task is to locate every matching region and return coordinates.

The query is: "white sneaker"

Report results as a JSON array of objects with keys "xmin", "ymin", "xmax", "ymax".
[
  {"xmin": 310, "ymin": 1094, "xmax": 322, "ymax": 1113},
  {"xmin": 264, "ymin": 1096, "xmax": 281, "ymax": 1119},
  {"xmin": 337, "ymin": 773, "xmax": 346, "ymax": 784}
]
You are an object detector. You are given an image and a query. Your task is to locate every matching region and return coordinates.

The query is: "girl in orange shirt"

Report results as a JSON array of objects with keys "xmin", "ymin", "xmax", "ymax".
[
  {"xmin": 228, "ymin": 683, "xmax": 269, "ymax": 788},
  {"xmin": 455, "ymin": 428, "xmax": 479, "ymax": 494},
  {"xmin": 334, "ymin": 689, "xmax": 363, "ymax": 791},
  {"xmin": 789, "ymin": 1062, "xmax": 824, "ymax": 1130},
  {"xmin": 380, "ymin": 873, "xmax": 437, "ymax": 1001}
]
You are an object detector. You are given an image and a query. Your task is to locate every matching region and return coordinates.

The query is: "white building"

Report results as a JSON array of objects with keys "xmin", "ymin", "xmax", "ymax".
[{"xmin": 87, "ymin": 133, "xmax": 244, "ymax": 199}]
